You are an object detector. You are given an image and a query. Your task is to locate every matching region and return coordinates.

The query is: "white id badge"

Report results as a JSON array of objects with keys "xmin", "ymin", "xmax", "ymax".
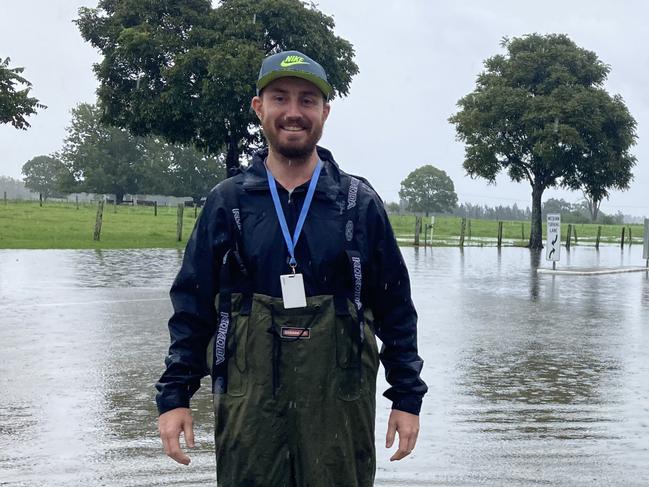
[{"xmin": 280, "ymin": 273, "xmax": 307, "ymax": 309}]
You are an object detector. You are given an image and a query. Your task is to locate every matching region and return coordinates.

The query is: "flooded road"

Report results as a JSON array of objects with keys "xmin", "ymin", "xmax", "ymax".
[{"xmin": 0, "ymin": 246, "xmax": 647, "ymax": 486}]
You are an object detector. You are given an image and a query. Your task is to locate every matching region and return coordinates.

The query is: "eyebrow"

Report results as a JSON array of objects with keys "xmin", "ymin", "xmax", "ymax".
[{"xmin": 266, "ymin": 87, "xmax": 320, "ymax": 97}]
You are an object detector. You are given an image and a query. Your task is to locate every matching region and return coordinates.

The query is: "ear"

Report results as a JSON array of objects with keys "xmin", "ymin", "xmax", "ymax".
[
  {"xmin": 322, "ymin": 102, "xmax": 331, "ymax": 123},
  {"xmin": 251, "ymin": 96, "xmax": 263, "ymax": 120}
]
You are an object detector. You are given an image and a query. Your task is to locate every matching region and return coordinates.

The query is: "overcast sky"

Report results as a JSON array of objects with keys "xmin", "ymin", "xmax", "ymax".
[{"xmin": 1, "ymin": 1, "xmax": 647, "ymax": 217}]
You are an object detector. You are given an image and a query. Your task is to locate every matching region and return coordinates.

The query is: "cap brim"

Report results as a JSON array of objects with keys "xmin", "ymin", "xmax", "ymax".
[{"xmin": 257, "ymin": 70, "xmax": 332, "ymax": 99}]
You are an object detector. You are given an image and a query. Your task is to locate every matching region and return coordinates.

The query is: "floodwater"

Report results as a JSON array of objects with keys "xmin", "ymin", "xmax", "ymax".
[{"xmin": 0, "ymin": 246, "xmax": 647, "ymax": 486}]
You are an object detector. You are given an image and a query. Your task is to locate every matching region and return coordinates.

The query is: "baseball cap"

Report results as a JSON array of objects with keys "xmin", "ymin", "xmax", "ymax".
[{"xmin": 256, "ymin": 50, "xmax": 333, "ymax": 100}]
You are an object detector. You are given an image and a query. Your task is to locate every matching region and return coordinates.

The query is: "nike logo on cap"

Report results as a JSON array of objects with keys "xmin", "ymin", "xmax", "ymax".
[{"xmin": 280, "ymin": 55, "xmax": 309, "ymax": 67}]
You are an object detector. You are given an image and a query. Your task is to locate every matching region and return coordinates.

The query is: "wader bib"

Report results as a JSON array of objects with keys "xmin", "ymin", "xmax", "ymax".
[{"xmin": 206, "ymin": 176, "xmax": 380, "ymax": 487}]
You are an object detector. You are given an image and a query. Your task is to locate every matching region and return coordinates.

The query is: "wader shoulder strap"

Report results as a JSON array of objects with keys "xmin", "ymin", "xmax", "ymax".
[
  {"xmin": 212, "ymin": 181, "xmax": 252, "ymax": 394},
  {"xmin": 341, "ymin": 175, "xmax": 365, "ymax": 343}
]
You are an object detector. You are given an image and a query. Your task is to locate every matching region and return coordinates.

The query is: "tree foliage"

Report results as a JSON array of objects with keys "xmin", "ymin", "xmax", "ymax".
[
  {"xmin": 59, "ymin": 103, "xmax": 150, "ymax": 203},
  {"xmin": 75, "ymin": 0, "xmax": 358, "ymax": 176},
  {"xmin": 59, "ymin": 103, "xmax": 225, "ymax": 203},
  {"xmin": 21, "ymin": 155, "xmax": 71, "ymax": 200},
  {"xmin": 399, "ymin": 165, "xmax": 458, "ymax": 215},
  {"xmin": 0, "ymin": 57, "xmax": 46, "ymax": 129},
  {"xmin": 449, "ymin": 34, "xmax": 637, "ymax": 248},
  {"xmin": 143, "ymin": 138, "xmax": 225, "ymax": 204}
]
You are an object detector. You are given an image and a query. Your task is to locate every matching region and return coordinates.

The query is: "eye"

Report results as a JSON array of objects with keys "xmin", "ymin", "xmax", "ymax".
[
  {"xmin": 302, "ymin": 97, "xmax": 315, "ymax": 106},
  {"xmin": 273, "ymin": 95, "xmax": 285, "ymax": 103}
]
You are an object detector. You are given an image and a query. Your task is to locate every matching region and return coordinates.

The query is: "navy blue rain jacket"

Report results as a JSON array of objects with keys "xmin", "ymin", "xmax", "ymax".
[{"xmin": 155, "ymin": 146, "xmax": 427, "ymax": 415}]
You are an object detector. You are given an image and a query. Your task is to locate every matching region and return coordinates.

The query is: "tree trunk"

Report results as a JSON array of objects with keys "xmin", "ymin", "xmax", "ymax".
[
  {"xmin": 226, "ymin": 134, "xmax": 240, "ymax": 178},
  {"xmin": 115, "ymin": 192, "xmax": 124, "ymax": 205},
  {"xmin": 529, "ymin": 183, "xmax": 544, "ymax": 249},
  {"xmin": 192, "ymin": 195, "xmax": 202, "ymax": 207},
  {"xmin": 591, "ymin": 199, "xmax": 600, "ymax": 222}
]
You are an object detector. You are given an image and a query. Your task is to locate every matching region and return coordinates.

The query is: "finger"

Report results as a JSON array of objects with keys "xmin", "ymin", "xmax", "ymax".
[
  {"xmin": 390, "ymin": 429, "xmax": 412, "ymax": 461},
  {"xmin": 407, "ymin": 426, "xmax": 420, "ymax": 453},
  {"xmin": 385, "ymin": 419, "xmax": 397, "ymax": 448},
  {"xmin": 184, "ymin": 420, "xmax": 195, "ymax": 449},
  {"xmin": 163, "ymin": 433, "xmax": 191, "ymax": 465}
]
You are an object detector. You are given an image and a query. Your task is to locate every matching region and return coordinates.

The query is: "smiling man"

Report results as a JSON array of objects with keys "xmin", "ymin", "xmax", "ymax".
[{"xmin": 156, "ymin": 50, "xmax": 427, "ymax": 487}]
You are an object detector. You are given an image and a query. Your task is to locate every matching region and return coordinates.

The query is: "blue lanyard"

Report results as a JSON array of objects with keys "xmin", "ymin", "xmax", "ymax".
[{"xmin": 266, "ymin": 159, "xmax": 323, "ymax": 271}]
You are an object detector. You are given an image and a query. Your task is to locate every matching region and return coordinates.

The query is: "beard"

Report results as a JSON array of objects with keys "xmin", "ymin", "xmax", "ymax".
[{"xmin": 264, "ymin": 118, "xmax": 323, "ymax": 161}]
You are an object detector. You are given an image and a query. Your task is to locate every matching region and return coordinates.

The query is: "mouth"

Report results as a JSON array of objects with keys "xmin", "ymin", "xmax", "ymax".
[{"xmin": 278, "ymin": 121, "xmax": 309, "ymax": 133}]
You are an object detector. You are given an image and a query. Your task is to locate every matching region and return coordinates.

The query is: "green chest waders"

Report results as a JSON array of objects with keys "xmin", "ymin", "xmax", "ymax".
[{"xmin": 206, "ymin": 177, "xmax": 380, "ymax": 487}]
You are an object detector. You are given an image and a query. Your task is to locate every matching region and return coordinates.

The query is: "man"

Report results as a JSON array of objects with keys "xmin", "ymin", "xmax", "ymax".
[{"xmin": 156, "ymin": 50, "xmax": 427, "ymax": 486}]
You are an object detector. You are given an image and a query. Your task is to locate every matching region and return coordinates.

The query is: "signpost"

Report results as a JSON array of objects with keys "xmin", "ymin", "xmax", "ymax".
[
  {"xmin": 642, "ymin": 218, "xmax": 649, "ymax": 267},
  {"xmin": 546, "ymin": 214, "xmax": 561, "ymax": 270}
]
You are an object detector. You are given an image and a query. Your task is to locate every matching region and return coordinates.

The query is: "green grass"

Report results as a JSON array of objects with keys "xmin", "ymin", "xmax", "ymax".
[
  {"xmin": 0, "ymin": 200, "xmax": 198, "ymax": 249},
  {"xmin": 0, "ymin": 201, "xmax": 645, "ymax": 249},
  {"xmin": 388, "ymin": 214, "xmax": 646, "ymax": 247}
]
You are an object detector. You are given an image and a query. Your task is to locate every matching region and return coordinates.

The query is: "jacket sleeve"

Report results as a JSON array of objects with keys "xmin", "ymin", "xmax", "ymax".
[
  {"xmin": 363, "ymin": 190, "xmax": 428, "ymax": 415},
  {"xmin": 155, "ymin": 188, "xmax": 231, "ymax": 415}
]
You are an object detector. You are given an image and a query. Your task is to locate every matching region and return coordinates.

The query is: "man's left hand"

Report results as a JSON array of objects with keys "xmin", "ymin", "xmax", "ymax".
[{"xmin": 385, "ymin": 409, "xmax": 420, "ymax": 461}]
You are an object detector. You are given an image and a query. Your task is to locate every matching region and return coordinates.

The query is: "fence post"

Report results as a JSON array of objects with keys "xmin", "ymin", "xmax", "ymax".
[
  {"xmin": 459, "ymin": 217, "xmax": 466, "ymax": 247},
  {"xmin": 596, "ymin": 226, "xmax": 602, "ymax": 249},
  {"xmin": 566, "ymin": 224, "xmax": 572, "ymax": 250},
  {"xmin": 628, "ymin": 227, "xmax": 632, "ymax": 246},
  {"xmin": 154, "ymin": 201, "xmax": 158, "ymax": 217},
  {"xmin": 414, "ymin": 217, "xmax": 422, "ymax": 246},
  {"xmin": 643, "ymin": 219, "xmax": 649, "ymax": 265},
  {"xmin": 3, "ymin": 191, "xmax": 6, "ymax": 205},
  {"xmin": 93, "ymin": 201, "xmax": 104, "ymax": 241},
  {"xmin": 573, "ymin": 226, "xmax": 578, "ymax": 244},
  {"xmin": 467, "ymin": 219, "xmax": 472, "ymax": 241},
  {"xmin": 177, "ymin": 203, "xmax": 185, "ymax": 242},
  {"xmin": 620, "ymin": 226, "xmax": 625, "ymax": 248},
  {"xmin": 76, "ymin": 195, "xmax": 79, "ymax": 210},
  {"xmin": 521, "ymin": 222, "xmax": 525, "ymax": 242},
  {"xmin": 497, "ymin": 221, "xmax": 503, "ymax": 248},
  {"xmin": 39, "ymin": 193, "xmax": 43, "ymax": 207}
]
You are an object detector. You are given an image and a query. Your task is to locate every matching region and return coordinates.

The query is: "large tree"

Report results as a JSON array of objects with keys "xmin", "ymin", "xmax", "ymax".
[
  {"xmin": 21, "ymin": 155, "xmax": 71, "ymax": 200},
  {"xmin": 0, "ymin": 57, "xmax": 46, "ymax": 129},
  {"xmin": 75, "ymin": 0, "xmax": 358, "ymax": 176},
  {"xmin": 449, "ymin": 34, "xmax": 637, "ymax": 249},
  {"xmin": 399, "ymin": 165, "xmax": 458, "ymax": 216},
  {"xmin": 60, "ymin": 103, "xmax": 147, "ymax": 204}
]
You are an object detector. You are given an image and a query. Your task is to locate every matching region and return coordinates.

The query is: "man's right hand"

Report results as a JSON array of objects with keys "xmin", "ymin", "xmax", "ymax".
[{"xmin": 159, "ymin": 407, "xmax": 195, "ymax": 465}]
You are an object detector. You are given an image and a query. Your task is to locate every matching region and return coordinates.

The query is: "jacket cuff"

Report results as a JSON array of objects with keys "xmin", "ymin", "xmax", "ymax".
[
  {"xmin": 156, "ymin": 390, "xmax": 191, "ymax": 416},
  {"xmin": 391, "ymin": 395, "xmax": 422, "ymax": 415}
]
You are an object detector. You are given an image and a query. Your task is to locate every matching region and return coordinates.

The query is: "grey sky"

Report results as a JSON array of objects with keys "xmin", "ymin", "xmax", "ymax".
[{"xmin": 1, "ymin": 0, "xmax": 647, "ymax": 217}]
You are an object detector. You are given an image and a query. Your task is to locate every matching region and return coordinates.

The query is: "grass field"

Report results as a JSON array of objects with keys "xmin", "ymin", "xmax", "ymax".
[
  {"xmin": 0, "ymin": 200, "xmax": 645, "ymax": 249},
  {"xmin": 0, "ymin": 200, "xmax": 196, "ymax": 249},
  {"xmin": 389, "ymin": 214, "xmax": 646, "ymax": 247}
]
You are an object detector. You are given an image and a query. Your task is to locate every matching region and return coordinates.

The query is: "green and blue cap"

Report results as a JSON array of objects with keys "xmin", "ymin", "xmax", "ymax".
[{"xmin": 256, "ymin": 50, "xmax": 333, "ymax": 100}]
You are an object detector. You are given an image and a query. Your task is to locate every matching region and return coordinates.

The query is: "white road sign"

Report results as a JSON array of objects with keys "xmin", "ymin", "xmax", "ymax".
[{"xmin": 546, "ymin": 214, "xmax": 561, "ymax": 262}]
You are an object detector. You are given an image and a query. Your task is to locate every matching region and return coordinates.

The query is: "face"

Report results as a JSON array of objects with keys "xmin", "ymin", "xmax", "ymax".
[{"xmin": 251, "ymin": 77, "xmax": 330, "ymax": 161}]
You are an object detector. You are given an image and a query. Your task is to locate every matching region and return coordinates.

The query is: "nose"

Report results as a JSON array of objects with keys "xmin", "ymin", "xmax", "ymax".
[{"xmin": 284, "ymin": 99, "xmax": 302, "ymax": 120}]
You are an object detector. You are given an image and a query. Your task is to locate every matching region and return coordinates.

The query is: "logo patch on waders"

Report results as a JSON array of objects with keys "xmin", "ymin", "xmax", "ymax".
[{"xmin": 280, "ymin": 326, "xmax": 311, "ymax": 339}]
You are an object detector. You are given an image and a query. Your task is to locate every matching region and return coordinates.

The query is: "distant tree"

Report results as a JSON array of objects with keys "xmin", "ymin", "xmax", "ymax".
[
  {"xmin": 541, "ymin": 198, "xmax": 573, "ymax": 218},
  {"xmin": 449, "ymin": 34, "xmax": 637, "ymax": 249},
  {"xmin": 384, "ymin": 201, "xmax": 400, "ymax": 213},
  {"xmin": 0, "ymin": 57, "xmax": 46, "ymax": 129},
  {"xmin": 60, "ymin": 103, "xmax": 146, "ymax": 204},
  {"xmin": 76, "ymin": 0, "xmax": 358, "ymax": 176},
  {"xmin": 21, "ymin": 155, "xmax": 71, "ymax": 201},
  {"xmin": 399, "ymin": 165, "xmax": 458, "ymax": 216},
  {"xmin": 144, "ymin": 139, "xmax": 226, "ymax": 205}
]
